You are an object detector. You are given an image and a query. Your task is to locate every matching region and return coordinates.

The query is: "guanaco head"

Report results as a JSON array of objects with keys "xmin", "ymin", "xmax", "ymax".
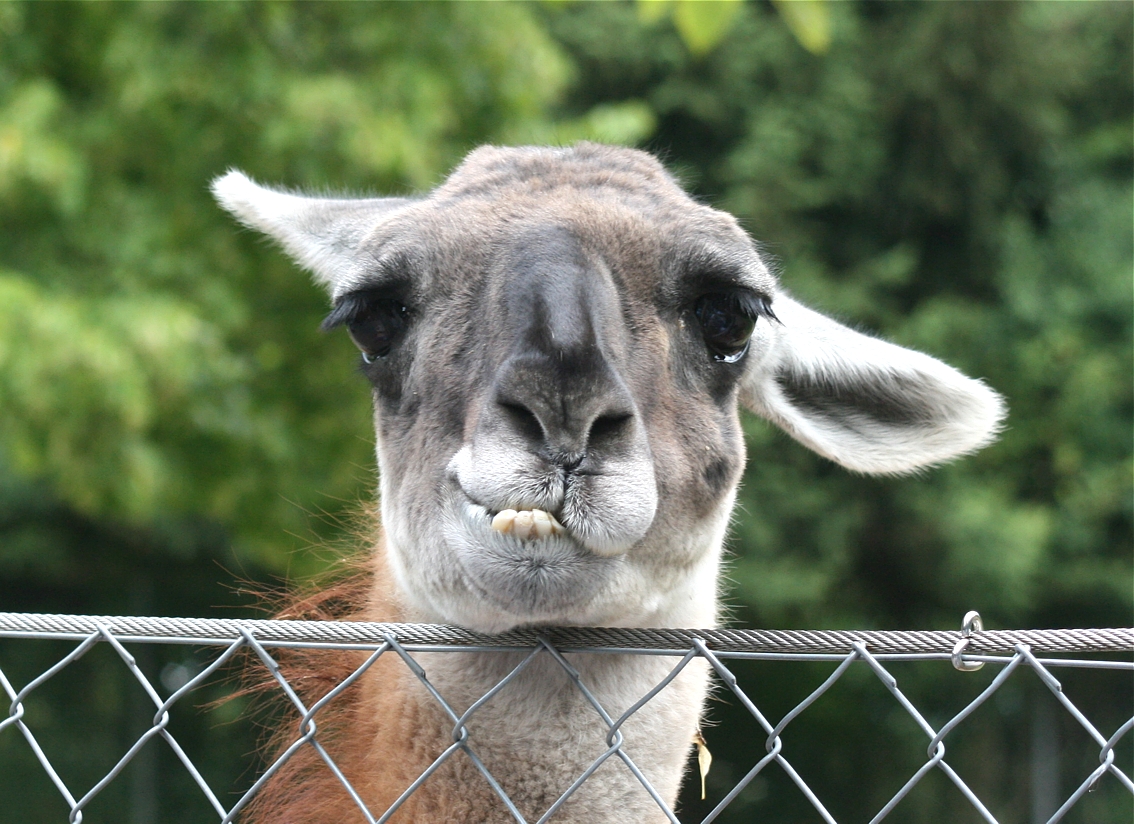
[{"xmin": 214, "ymin": 143, "xmax": 1003, "ymax": 633}]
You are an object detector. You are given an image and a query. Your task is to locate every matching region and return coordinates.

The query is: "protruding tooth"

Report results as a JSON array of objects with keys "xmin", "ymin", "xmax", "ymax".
[
  {"xmin": 532, "ymin": 509, "xmax": 552, "ymax": 539},
  {"xmin": 491, "ymin": 508, "xmax": 566, "ymax": 541},
  {"xmin": 491, "ymin": 509, "xmax": 518, "ymax": 534},
  {"xmin": 513, "ymin": 510, "xmax": 534, "ymax": 540}
]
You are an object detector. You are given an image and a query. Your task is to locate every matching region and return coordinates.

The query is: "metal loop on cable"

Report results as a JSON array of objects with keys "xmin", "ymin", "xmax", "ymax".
[{"xmin": 951, "ymin": 610, "xmax": 985, "ymax": 671}]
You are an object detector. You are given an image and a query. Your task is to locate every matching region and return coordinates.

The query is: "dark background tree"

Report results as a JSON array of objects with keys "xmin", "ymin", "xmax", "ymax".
[{"xmin": 0, "ymin": 2, "xmax": 1129, "ymax": 822}]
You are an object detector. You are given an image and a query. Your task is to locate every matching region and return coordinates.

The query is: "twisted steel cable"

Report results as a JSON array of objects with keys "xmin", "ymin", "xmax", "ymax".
[{"xmin": 1, "ymin": 612, "xmax": 1131, "ymax": 655}]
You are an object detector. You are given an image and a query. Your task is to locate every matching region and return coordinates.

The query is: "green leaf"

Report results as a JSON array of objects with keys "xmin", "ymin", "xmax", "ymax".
[
  {"xmin": 636, "ymin": 0, "xmax": 743, "ymax": 56},
  {"xmin": 673, "ymin": 0, "xmax": 743, "ymax": 55},
  {"xmin": 772, "ymin": 0, "xmax": 832, "ymax": 55}
]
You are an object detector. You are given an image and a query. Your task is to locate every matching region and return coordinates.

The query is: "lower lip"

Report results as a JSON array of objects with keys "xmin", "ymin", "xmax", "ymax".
[{"xmin": 451, "ymin": 498, "xmax": 610, "ymax": 618}]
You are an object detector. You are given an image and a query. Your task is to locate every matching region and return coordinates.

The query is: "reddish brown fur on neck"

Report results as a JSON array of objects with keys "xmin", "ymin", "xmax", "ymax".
[{"xmin": 241, "ymin": 545, "xmax": 523, "ymax": 823}]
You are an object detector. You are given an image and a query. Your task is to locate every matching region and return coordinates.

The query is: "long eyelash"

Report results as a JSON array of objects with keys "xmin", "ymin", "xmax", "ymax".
[
  {"xmin": 321, "ymin": 296, "xmax": 364, "ymax": 332},
  {"xmin": 730, "ymin": 291, "xmax": 779, "ymax": 324},
  {"xmin": 757, "ymin": 295, "xmax": 780, "ymax": 324},
  {"xmin": 321, "ymin": 291, "xmax": 393, "ymax": 332}
]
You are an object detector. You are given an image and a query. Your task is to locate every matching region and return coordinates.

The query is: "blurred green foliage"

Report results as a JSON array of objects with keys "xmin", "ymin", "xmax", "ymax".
[
  {"xmin": 0, "ymin": 1, "xmax": 1129, "ymax": 823},
  {"xmin": 0, "ymin": 0, "xmax": 652, "ymax": 576}
]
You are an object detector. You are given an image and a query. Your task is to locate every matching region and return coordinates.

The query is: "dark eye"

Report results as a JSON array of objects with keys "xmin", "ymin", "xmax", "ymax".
[
  {"xmin": 694, "ymin": 291, "xmax": 771, "ymax": 363},
  {"xmin": 347, "ymin": 299, "xmax": 410, "ymax": 362}
]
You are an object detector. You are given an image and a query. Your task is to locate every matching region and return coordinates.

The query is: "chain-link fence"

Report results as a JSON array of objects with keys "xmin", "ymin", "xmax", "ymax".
[{"xmin": 1, "ymin": 612, "xmax": 1131, "ymax": 824}]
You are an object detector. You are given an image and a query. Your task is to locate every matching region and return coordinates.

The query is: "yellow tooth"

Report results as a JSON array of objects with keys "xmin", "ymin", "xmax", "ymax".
[
  {"xmin": 532, "ymin": 509, "xmax": 552, "ymax": 539},
  {"xmin": 491, "ymin": 507, "xmax": 566, "ymax": 540},
  {"xmin": 491, "ymin": 509, "xmax": 518, "ymax": 533},
  {"xmin": 513, "ymin": 510, "xmax": 534, "ymax": 540}
]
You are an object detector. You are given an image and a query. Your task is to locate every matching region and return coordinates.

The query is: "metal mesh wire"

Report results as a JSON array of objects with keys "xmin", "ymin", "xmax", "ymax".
[{"xmin": 1, "ymin": 612, "xmax": 1131, "ymax": 824}]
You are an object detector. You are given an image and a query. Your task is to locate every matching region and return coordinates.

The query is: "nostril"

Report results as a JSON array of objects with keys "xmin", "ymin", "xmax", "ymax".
[
  {"xmin": 588, "ymin": 412, "xmax": 632, "ymax": 447},
  {"xmin": 559, "ymin": 452, "xmax": 585, "ymax": 472},
  {"xmin": 499, "ymin": 400, "xmax": 545, "ymax": 442}
]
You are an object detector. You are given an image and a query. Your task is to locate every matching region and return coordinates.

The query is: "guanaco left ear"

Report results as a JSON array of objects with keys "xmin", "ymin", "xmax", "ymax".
[
  {"xmin": 211, "ymin": 171, "xmax": 413, "ymax": 294},
  {"xmin": 740, "ymin": 295, "xmax": 1005, "ymax": 474}
]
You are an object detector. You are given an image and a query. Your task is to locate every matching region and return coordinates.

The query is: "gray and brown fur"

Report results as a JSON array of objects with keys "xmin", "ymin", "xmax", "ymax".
[{"xmin": 214, "ymin": 143, "xmax": 1004, "ymax": 822}]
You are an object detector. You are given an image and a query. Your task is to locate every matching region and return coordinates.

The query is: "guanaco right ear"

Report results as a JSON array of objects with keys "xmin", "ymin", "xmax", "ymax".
[
  {"xmin": 740, "ymin": 295, "xmax": 1005, "ymax": 474},
  {"xmin": 211, "ymin": 171, "xmax": 413, "ymax": 294}
]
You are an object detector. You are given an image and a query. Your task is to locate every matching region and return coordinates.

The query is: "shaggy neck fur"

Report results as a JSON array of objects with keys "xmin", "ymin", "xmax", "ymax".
[{"xmin": 241, "ymin": 547, "xmax": 713, "ymax": 824}]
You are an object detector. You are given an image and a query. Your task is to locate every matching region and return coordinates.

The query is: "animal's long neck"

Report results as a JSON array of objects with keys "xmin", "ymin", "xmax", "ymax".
[
  {"xmin": 243, "ymin": 543, "xmax": 714, "ymax": 824},
  {"xmin": 356, "ymin": 546, "xmax": 714, "ymax": 822},
  {"xmin": 395, "ymin": 649, "xmax": 708, "ymax": 822}
]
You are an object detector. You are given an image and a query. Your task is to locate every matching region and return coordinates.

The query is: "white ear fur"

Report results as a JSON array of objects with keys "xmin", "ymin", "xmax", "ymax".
[
  {"xmin": 211, "ymin": 170, "xmax": 411, "ymax": 292},
  {"xmin": 741, "ymin": 296, "xmax": 1005, "ymax": 474}
]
